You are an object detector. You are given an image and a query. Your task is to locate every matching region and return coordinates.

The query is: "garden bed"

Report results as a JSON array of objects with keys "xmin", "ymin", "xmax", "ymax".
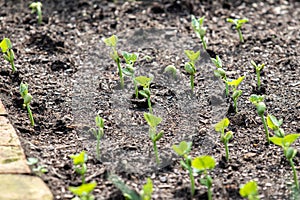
[{"xmin": 0, "ymin": 0, "xmax": 299, "ymax": 199}]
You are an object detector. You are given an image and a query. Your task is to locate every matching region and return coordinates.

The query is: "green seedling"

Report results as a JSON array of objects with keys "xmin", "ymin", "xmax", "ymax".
[
  {"xmin": 27, "ymin": 157, "xmax": 48, "ymax": 176},
  {"xmin": 249, "ymin": 94, "xmax": 270, "ymax": 143},
  {"xmin": 104, "ymin": 35, "xmax": 124, "ymax": 88},
  {"xmin": 227, "ymin": 76, "xmax": 245, "ymax": 113},
  {"xmin": 0, "ymin": 38, "xmax": 16, "ymax": 73},
  {"xmin": 250, "ymin": 60, "xmax": 265, "ymax": 90},
  {"xmin": 29, "ymin": 2, "xmax": 43, "ymax": 24},
  {"xmin": 20, "ymin": 83, "xmax": 34, "ymax": 126},
  {"xmin": 135, "ymin": 76, "xmax": 153, "ymax": 113},
  {"xmin": 184, "ymin": 50, "xmax": 200, "ymax": 92},
  {"xmin": 69, "ymin": 151, "xmax": 88, "ymax": 184},
  {"xmin": 172, "ymin": 141, "xmax": 195, "ymax": 197},
  {"xmin": 214, "ymin": 118, "xmax": 233, "ymax": 161},
  {"xmin": 192, "ymin": 155, "xmax": 216, "ymax": 200},
  {"xmin": 226, "ymin": 18, "xmax": 249, "ymax": 43},
  {"xmin": 267, "ymin": 114, "xmax": 284, "ymax": 138},
  {"xmin": 109, "ymin": 174, "xmax": 153, "ymax": 200},
  {"xmin": 239, "ymin": 180, "xmax": 260, "ymax": 200},
  {"xmin": 164, "ymin": 65, "xmax": 177, "ymax": 79},
  {"xmin": 211, "ymin": 55, "xmax": 229, "ymax": 96},
  {"xmin": 191, "ymin": 15, "xmax": 207, "ymax": 49},
  {"xmin": 270, "ymin": 134, "xmax": 300, "ymax": 190},
  {"xmin": 69, "ymin": 181, "xmax": 97, "ymax": 200},
  {"xmin": 144, "ymin": 112, "xmax": 164, "ymax": 164},
  {"xmin": 122, "ymin": 51, "xmax": 139, "ymax": 98},
  {"xmin": 89, "ymin": 115, "xmax": 104, "ymax": 160}
]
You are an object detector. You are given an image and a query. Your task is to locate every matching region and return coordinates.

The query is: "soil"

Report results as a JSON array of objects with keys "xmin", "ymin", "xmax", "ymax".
[{"xmin": 0, "ymin": 0, "xmax": 299, "ymax": 199}]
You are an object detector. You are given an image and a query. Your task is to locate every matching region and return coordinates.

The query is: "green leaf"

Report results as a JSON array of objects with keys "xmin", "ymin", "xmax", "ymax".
[
  {"xmin": 256, "ymin": 102, "xmax": 266, "ymax": 116},
  {"xmin": 69, "ymin": 151, "xmax": 88, "ymax": 165},
  {"xmin": 27, "ymin": 157, "xmax": 38, "ymax": 165},
  {"xmin": 214, "ymin": 118, "xmax": 230, "ymax": 133},
  {"xmin": 184, "ymin": 62, "xmax": 195, "ymax": 75},
  {"xmin": 285, "ymin": 147, "xmax": 297, "ymax": 160},
  {"xmin": 224, "ymin": 131, "xmax": 233, "ymax": 141},
  {"xmin": 135, "ymin": 76, "xmax": 152, "ymax": 88},
  {"xmin": 20, "ymin": 83, "xmax": 28, "ymax": 98},
  {"xmin": 144, "ymin": 113, "xmax": 162, "ymax": 128},
  {"xmin": 95, "ymin": 115, "xmax": 104, "ymax": 128},
  {"xmin": 211, "ymin": 55, "xmax": 222, "ymax": 68},
  {"xmin": 192, "ymin": 155, "xmax": 216, "ymax": 171},
  {"xmin": 23, "ymin": 94, "xmax": 33, "ymax": 105},
  {"xmin": 123, "ymin": 67, "xmax": 135, "ymax": 76},
  {"xmin": 141, "ymin": 178, "xmax": 153, "ymax": 200},
  {"xmin": 154, "ymin": 131, "xmax": 164, "ymax": 142},
  {"xmin": 200, "ymin": 176, "xmax": 212, "ymax": 187},
  {"xmin": 0, "ymin": 38, "xmax": 12, "ymax": 53},
  {"xmin": 172, "ymin": 141, "xmax": 192, "ymax": 156},
  {"xmin": 108, "ymin": 175, "xmax": 141, "ymax": 200},
  {"xmin": 214, "ymin": 68, "xmax": 226, "ymax": 78},
  {"xmin": 249, "ymin": 94, "xmax": 264, "ymax": 105},
  {"xmin": 269, "ymin": 137, "xmax": 284, "ymax": 148},
  {"xmin": 122, "ymin": 51, "xmax": 138, "ymax": 65},
  {"xmin": 139, "ymin": 90, "xmax": 149, "ymax": 98},
  {"xmin": 266, "ymin": 114, "xmax": 282, "ymax": 131},
  {"xmin": 184, "ymin": 50, "xmax": 200, "ymax": 63},
  {"xmin": 239, "ymin": 181, "xmax": 258, "ymax": 198},
  {"xmin": 68, "ymin": 181, "xmax": 97, "ymax": 196},
  {"xmin": 104, "ymin": 35, "xmax": 118, "ymax": 48},
  {"xmin": 232, "ymin": 90, "xmax": 242, "ymax": 100},
  {"xmin": 164, "ymin": 65, "xmax": 177, "ymax": 77},
  {"xmin": 283, "ymin": 134, "xmax": 300, "ymax": 147},
  {"xmin": 226, "ymin": 18, "xmax": 235, "ymax": 24},
  {"xmin": 227, "ymin": 76, "xmax": 245, "ymax": 88}
]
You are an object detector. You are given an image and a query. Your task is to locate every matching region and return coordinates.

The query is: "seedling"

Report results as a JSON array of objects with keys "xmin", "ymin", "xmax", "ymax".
[
  {"xmin": 191, "ymin": 15, "xmax": 207, "ymax": 49},
  {"xmin": 226, "ymin": 18, "xmax": 249, "ymax": 43},
  {"xmin": 192, "ymin": 155, "xmax": 216, "ymax": 200},
  {"xmin": 227, "ymin": 76, "xmax": 245, "ymax": 113},
  {"xmin": 172, "ymin": 141, "xmax": 195, "ymax": 197},
  {"xmin": 20, "ymin": 83, "xmax": 34, "ymax": 126},
  {"xmin": 164, "ymin": 65, "xmax": 177, "ymax": 79},
  {"xmin": 69, "ymin": 181, "xmax": 97, "ymax": 200},
  {"xmin": 184, "ymin": 50, "xmax": 200, "ymax": 92},
  {"xmin": 0, "ymin": 38, "xmax": 16, "ymax": 73},
  {"xmin": 89, "ymin": 115, "xmax": 104, "ymax": 160},
  {"xmin": 211, "ymin": 55, "xmax": 229, "ymax": 96},
  {"xmin": 122, "ymin": 51, "xmax": 139, "ymax": 98},
  {"xmin": 267, "ymin": 114, "xmax": 284, "ymax": 138},
  {"xmin": 104, "ymin": 35, "xmax": 124, "ymax": 88},
  {"xmin": 109, "ymin": 174, "xmax": 153, "ymax": 200},
  {"xmin": 135, "ymin": 76, "xmax": 153, "ymax": 113},
  {"xmin": 249, "ymin": 94, "xmax": 270, "ymax": 143},
  {"xmin": 69, "ymin": 151, "xmax": 88, "ymax": 184},
  {"xmin": 214, "ymin": 118, "xmax": 233, "ymax": 161},
  {"xmin": 239, "ymin": 180, "xmax": 260, "ymax": 200},
  {"xmin": 251, "ymin": 60, "xmax": 265, "ymax": 90},
  {"xmin": 144, "ymin": 112, "xmax": 164, "ymax": 164},
  {"xmin": 27, "ymin": 157, "xmax": 48, "ymax": 176},
  {"xmin": 270, "ymin": 134, "xmax": 300, "ymax": 190},
  {"xmin": 29, "ymin": 2, "xmax": 43, "ymax": 24}
]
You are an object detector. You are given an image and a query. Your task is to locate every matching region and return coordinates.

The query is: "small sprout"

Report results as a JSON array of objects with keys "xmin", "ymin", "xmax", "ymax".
[
  {"xmin": 69, "ymin": 181, "xmax": 97, "ymax": 200},
  {"xmin": 172, "ymin": 141, "xmax": 195, "ymax": 196},
  {"xmin": 104, "ymin": 35, "xmax": 124, "ymax": 88},
  {"xmin": 27, "ymin": 157, "xmax": 48, "ymax": 176},
  {"xmin": 191, "ymin": 15, "xmax": 207, "ymax": 50},
  {"xmin": 184, "ymin": 50, "xmax": 200, "ymax": 92},
  {"xmin": 109, "ymin": 174, "xmax": 153, "ymax": 200},
  {"xmin": 20, "ymin": 83, "xmax": 34, "ymax": 126},
  {"xmin": 251, "ymin": 60, "xmax": 265, "ymax": 90},
  {"xmin": 270, "ymin": 134, "xmax": 300, "ymax": 190},
  {"xmin": 226, "ymin": 18, "xmax": 248, "ymax": 43},
  {"xmin": 214, "ymin": 118, "xmax": 233, "ymax": 161},
  {"xmin": 267, "ymin": 114, "xmax": 284, "ymax": 138},
  {"xmin": 144, "ymin": 113, "xmax": 164, "ymax": 164},
  {"xmin": 211, "ymin": 55, "xmax": 229, "ymax": 96},
  {"xmin": 249, "ymin": 94, "xmax": 270, "ymax": 143},
  {"xmin": 227, "ymin": 76, "xmax": 245, "ymax": 113},
  {"xmin": 0, "ymin": 38, "xmax": 16, "ymax": 73},
  {"xmin": 135, "ymin": 76, "xmax": 153, "ymax": 113},
  {"xmin": 239, "ymin": 181, "xmax": 260, "ymax": 200},
  {"xmin": 29, "ymin": 2, "xmax": 43, "ymax": 24},
  {"xmin": 69, "ymin": 151, "xmax": 88, "ymax": 184},
  {"xmin": 164, "ymin": 65, "xmax": 177, "ymax": 79},
  {"xmin": 122, "ymin": 51, "xmax": 139, "ymax": 98},
  {"xmin": 89, "ymin": 115, "xmax": 104, "ymax": 160},
  {"xmin": 192, "ymin": 155, "xmax": 216, "ymax": 200}
]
